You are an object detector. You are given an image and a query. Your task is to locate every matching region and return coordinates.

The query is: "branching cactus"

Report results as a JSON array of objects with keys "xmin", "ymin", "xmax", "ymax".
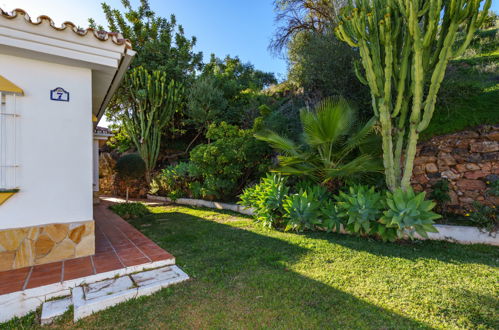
[
  {"xmin": 335, "ymin": 0, "xmax": 491, "ymax": 191},
  {"xmin": 122, "ymin": 66, "xmax": 183, "ymax": 183}
]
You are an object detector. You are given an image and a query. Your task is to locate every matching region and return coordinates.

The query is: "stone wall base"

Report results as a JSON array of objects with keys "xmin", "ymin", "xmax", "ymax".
[{"xmin": 0, "ymin": 220, "xmax": 95, "ymax": 271}]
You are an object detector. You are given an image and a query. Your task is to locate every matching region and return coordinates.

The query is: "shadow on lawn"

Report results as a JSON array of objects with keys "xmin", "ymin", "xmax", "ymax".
[
  {"xmin": 120, "ymin": 211, "xmax": 430, "ymax": 329},
  {"xmin": 299, "ymin": 230, "xmax": 499, "ymax": 268}
]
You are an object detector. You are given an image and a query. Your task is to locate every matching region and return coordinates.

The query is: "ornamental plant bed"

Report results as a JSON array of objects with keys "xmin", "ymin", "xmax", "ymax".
[{"xmin": 147, "ymin": 194, "xmax": 499, "ymax": 246}]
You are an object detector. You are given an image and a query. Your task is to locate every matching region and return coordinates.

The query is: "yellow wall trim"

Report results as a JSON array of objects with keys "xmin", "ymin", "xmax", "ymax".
[
  {"xmin": 0, "ymin": 189, "xmax": 19, "ymax": 206},
  {"xmin": 0, "ymin": 75, "xmax": 24, "ymax": 95}
]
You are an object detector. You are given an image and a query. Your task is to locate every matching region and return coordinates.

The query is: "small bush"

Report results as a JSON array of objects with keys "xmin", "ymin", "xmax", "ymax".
[
  {"xmin": 150, "ymin": 162, "xmax": 195, "ymax": 200},
  {"xmin": 430, "ymin": 179, "xmax": 451, "ymax": 212},
  {"xmin": 186, "ymin": 122, "xmax": 271, "ymax": 200},
  {"xmin": 466, "ymin": 202, "xmax": 498, "ymax": 233},
  {"xmin": 116, "ymin": 154, "xmax": 146, "ymax": 180},
  {"xmin": 109, "ymin": 202, "xmax": 150, "ymax": 220}
]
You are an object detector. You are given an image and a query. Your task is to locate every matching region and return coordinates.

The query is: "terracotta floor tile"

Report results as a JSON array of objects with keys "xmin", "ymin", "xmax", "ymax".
[
  {"xmin": 121, "ymin": 257, "xmax": 150, "ymax": 267},
  {"xmin": 26, "ymin": 262, "xmax": 62, "ymax": 289},
  {"xmin": 0, "ymin": 267, "xmax": 30, "ymax": 294},
  {"xmin": 63, "ymin": 257, "xmax": 95, "ymax": 281}
]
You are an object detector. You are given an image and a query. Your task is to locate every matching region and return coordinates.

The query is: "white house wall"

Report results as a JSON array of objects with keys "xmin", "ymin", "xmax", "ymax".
[{"xmin": 0, "ymin": 53, "xmax": 93, "ymax": 230}]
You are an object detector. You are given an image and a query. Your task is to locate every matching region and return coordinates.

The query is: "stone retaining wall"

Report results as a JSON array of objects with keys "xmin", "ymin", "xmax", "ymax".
[
  {"xmin": 0, "ymin": 221, "xmax": 95, "ymax": 271},
  {"xmin": 411, "ymin": 125, "xmax": 499, "ymax": 213}
]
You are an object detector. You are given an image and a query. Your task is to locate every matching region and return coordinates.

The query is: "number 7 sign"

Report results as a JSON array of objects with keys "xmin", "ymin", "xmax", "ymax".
[{"xmin": 50, "ymin": 87, "xmax": 70, "ymax": 102}]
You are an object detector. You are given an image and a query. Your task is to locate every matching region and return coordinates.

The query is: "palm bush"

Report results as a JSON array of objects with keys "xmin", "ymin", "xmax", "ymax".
[{"xmin": 255, "ymin": 98, "xmax": 382, "ymax": 189}]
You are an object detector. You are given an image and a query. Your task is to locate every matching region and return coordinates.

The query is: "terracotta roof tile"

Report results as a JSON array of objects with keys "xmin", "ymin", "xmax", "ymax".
[{"xmin": 0, "ymin": 8, "xmax": 132, "ymax": 49}]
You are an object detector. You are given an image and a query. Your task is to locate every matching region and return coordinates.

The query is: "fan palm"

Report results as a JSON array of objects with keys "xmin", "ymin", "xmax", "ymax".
[{"xmin": 255, "ymin": 98, "xmax": 382, "ymax": 187}]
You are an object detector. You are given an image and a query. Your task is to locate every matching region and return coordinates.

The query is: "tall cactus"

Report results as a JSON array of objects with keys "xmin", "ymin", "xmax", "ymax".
[
  {"xmin": 121, "ymin": 66, "xmax": 183, "ymax": 183},
  {"xmin": 335, "ymin": 0, "xmax": 491, "ymax": 191}
]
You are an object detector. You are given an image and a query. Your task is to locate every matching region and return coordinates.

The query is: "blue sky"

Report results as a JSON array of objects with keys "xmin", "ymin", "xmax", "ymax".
[
  {"xmin": 2, "ymin": 0, "xmax": 498, "ymax": 80},
  {"xmin": 1, "ymin": 0, "xmax": 288, "ymax": 79}
]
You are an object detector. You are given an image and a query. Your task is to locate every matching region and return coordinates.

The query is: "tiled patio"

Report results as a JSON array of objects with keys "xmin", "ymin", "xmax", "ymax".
[{"xmin": 0, "ymin": 202, "xmax": 174, "ymax": 296}]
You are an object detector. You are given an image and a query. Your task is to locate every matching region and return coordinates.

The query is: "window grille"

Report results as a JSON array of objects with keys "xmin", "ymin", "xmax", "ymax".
[{"xmin": 0, "ymin": 92, "xmax": 19, "ymax": 190}]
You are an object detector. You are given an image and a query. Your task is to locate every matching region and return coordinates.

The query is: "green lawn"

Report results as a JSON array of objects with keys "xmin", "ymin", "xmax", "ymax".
[{"xmin": 5, "ymin": 204, "xmax": 499, "ymax": 329}]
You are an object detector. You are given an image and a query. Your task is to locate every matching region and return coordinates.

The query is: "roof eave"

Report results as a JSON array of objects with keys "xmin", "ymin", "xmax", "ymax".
[{"xmin": 95, "ymin": 48, "xmax": 136, "ymax": 125}]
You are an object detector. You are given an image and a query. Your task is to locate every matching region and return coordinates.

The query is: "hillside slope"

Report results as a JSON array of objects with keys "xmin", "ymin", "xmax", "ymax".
[{"xmin": 422, "ymin": 28, "xmax": 499, "ymax": 139}]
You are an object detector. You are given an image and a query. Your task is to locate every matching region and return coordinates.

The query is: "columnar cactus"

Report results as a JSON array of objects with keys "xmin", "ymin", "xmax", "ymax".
[
  {"xmin": 122, "ymin": 67, "xmax": 182, "ymax": 182},
  {"xmin": 335, "ymin": 0, "xmax": 491, "ymax": 191}
]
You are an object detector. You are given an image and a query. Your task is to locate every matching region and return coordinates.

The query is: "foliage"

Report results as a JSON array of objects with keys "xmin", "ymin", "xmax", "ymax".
[
  {"xmin": 109, "ymin": 202, "xmax": 150, "ymax": 220},
  {"xmin": 91, "ymin": 0, "xmax": 202, "ymax": 123},
  {"xmin": 121, "ymin": 67, "xmax": 183, "ymax": 182},
  {"xmin": 239, "ymin": 174, "xmax": 289, "ymax": 228},
  {"xmin": 115, "ymin": 154, "xmax": 146, "ymax": 180},
  {"xmin": 381, "ymin": 188, "xmax": 440, "ymax": 240},
  {"xmin": 178, "ymin": 122, "xmax": 271, "ymax": 200},
  {"xmin": 287, "ymin": 30, "xmax": 370, "ymax": 112},
  {"xmin": 422, "ymin": 31, "xmax": 499, "ymax": 139},
  {"xmin": 150, "ymin": 162, "xmax": 194, "ymax": 200},
  {"xmin": 466, "ymin": 202, "xmax": 498, "ymax": 232},
  {"xmin": 195, "ymin": 55, "xmax": 278, "ymax": 127},
  {"xmin": 430, "ymin": 179, "xmax": 451, "ymax": 212},
  {"xmin": 270, "ymin": 0, "xmax": 342, "ymax": 53},
  {"xmin": 486, "ymin": 177, "xmax": 499, "ymax": 197},
  {"xmin": 319, "ymin": 200, "xmax": 343, "ymax": 233},
  {"xmin": 186, "ymin": 76, "xmax": 227, "ymax": 132},
  {"xmin": 282, "ymin": 185, "xmax": 330, "ymax": 232},
  {"xmin": 256, "ymin": 98, "xmax": 382, "ymax": 187},
  {"xmin": 335, "ymin": 185, "xmax": 385, "ymax": 236},
  {"xmin": 335, "ymin": 0, "xmax": 492, "ymax": 191}
]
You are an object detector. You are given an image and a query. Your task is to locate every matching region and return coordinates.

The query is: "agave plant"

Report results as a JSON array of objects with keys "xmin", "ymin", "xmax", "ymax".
[
  {"xmin": 380, "ymin": 187, "xmax": 440, "ymax": 239},
  {"xmin": 255, "ymin": 98, "xmax": 382, "ymax": 187}
]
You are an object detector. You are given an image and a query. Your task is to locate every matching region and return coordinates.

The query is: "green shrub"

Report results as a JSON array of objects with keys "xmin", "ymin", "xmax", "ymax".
[
  {"xmin": 109, "ymin": 202, "xmax": 150, "ymax": 220},
  {"xmin": 150, "ymin": 162, "xmax": 195, "ymax": 200},
  {"xmin": 486, "ymin": 177, "xmax": 499, "ymax": 197},
  {"xmin": 188, "ymin": 122, "xmax": 271, "ymax": 200},
  {"xmin": 335, "ymin": 185, "xmax": 384, "ymax": 236},
  {"xmin": 116, "ymin": 154, "xmax": 146, "ymax": 179},
  {"xmin": 380, "ymin": 188, "xmax": 440, "ymax": 240},
  {"xmin": 430, "ymin": 179, "xmax": 451, "ymax": 213},
  {"xmin": 466, "ymin": 202, "xmax": 498, "ymax": 233},
  {"xmin": 239, "ymin": 174, "xmax": 289, "ymax": 228}
]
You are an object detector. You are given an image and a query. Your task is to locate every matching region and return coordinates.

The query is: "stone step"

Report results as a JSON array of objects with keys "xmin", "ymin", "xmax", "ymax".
[
  {"xmin": 40, "ymin": 296, "xmax": 72, "ymax": 325},
  {"xmin": 72, "ymin": 265, "xmax": 189, "ymax": 322}
]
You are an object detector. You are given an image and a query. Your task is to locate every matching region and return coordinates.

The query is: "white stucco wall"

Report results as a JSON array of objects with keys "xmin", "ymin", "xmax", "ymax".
[{"xmin": 0, "ymin": 53, "xmax": 93, "ymax": 229}]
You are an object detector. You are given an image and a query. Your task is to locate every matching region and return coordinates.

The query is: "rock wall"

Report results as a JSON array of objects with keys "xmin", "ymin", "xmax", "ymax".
[
  {"xmin": 0, "ymin": 221, "xmax": 94, "ymax": 271},
  {"xmin": 411, "ymin": 125, "xmax": 499, "ymax": 213}
]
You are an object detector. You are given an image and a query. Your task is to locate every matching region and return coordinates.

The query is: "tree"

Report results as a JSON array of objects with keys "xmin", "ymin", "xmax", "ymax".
[
  {"xmin": 121, "ymin": 67, "xmax": 182, "ymax": 183},
  {"xmin": 335, "ymin": 0, "xmax": 491, "ymax": 191},
  {"xmin": 196, "ymin": 55, "xmax": 278, "ymax": 127},
  {"xmin": 287, "ymin": 30, "xmax": 370, "ymax": 112},
  {"xmin": 89, "ymin": 0, "xmax": 202, "ymax": 120},
  {"xmin": 255, "ymin": 98, "xmax": 382, "ymax": 189},
  {"xmin": 270, "ymin": 0, "xmax": 347, "ymax": 53}
]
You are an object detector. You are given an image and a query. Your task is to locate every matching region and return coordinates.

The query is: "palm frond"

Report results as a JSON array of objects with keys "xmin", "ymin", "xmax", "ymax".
[
  {"xmin": 300, "ymin": 98, "xmax": 353, "ymax": 147},
  {"xmin": 254, "ymin": 129, "xmax": 300, "ymax": 156},
  {"xmin": 323, "ymin": 154, "xmax": 383, "ymax": 180}
]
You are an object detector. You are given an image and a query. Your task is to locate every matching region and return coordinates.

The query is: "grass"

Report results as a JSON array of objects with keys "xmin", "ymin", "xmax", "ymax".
[
  {"xmin": 422, "ymin": 28, "xmax": 499, "ymax": 140},
  {"xmin": 3, "ymin": 204, "xmax": 499, "ymax": 329}
]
